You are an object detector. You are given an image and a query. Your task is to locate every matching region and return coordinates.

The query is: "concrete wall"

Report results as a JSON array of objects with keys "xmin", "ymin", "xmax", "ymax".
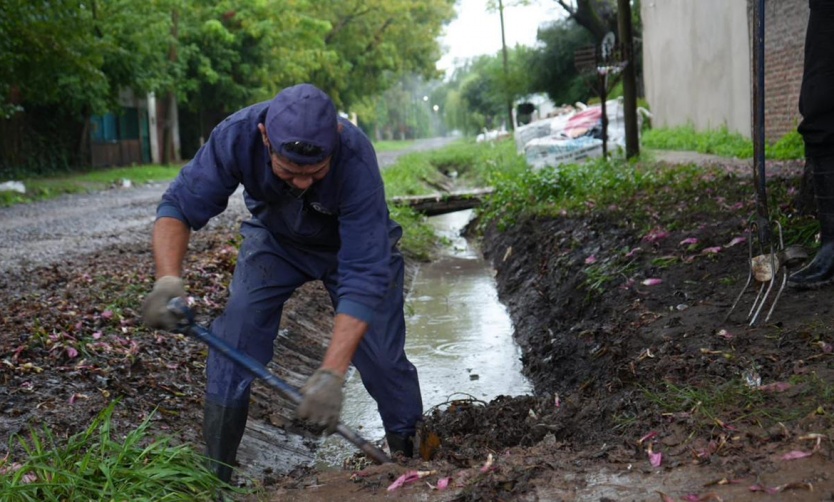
[{"xmin": 642, "ymin": 0, "xmax": 752, "ymax": 137}]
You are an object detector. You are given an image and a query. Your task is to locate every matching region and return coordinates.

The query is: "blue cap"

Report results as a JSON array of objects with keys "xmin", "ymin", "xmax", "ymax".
[{"xmin": 265, "ymin": 84, "xmax": 338, "ymax": 165}]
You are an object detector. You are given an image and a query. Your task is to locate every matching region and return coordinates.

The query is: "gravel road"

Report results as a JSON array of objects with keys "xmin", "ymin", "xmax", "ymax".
[{"xmin": 0, "ymin": 138, "xmax": 456, "ymax": 273}]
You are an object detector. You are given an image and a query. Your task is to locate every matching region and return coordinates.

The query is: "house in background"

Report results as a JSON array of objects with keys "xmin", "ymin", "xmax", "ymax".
[
  {"xmin": 641, "ymin": 0, "xmax": 808, "ymax": 142},
  {"xmin": 90, "ymin": 89, "xmax": 181, "ymax": 167}
]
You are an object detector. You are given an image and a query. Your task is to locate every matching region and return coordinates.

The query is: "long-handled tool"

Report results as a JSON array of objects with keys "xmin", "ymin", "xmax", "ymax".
[
  {"xmin": 166, "ymin": 297, "xmax": 392, "ymax": 464},
  {"xmin": 725, "ymin": 0, "xmax": 792, "ymax": 326}
]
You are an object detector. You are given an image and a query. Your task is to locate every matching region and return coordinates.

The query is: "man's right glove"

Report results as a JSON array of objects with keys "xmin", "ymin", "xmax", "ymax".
[
  {"xmin": 296, "ymin": 368, "xmax": 345, "ymax": 434},
  {"xmin": 141, "ymin": 276, "xmax": 187, "ymax": 330}
]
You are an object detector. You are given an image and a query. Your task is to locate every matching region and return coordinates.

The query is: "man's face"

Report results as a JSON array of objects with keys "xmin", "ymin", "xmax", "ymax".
[
  {"xmin": 269, "ymin": 151, "xmax": 331, "ymax": 191},
  {"xmin": 259, "ymin": 124, "xmax": 331, "ymax": 191}
]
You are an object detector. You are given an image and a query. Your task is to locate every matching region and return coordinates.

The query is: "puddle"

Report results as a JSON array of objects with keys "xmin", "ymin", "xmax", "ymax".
[{"xmin": 318, "ymin": 209, "xmax": 533, "ymax": 465}]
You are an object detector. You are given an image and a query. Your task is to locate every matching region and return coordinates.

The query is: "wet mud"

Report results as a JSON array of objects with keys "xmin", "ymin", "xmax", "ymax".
[{"xmin": 1, "ymin": 152, "xmax": 833, "ymax": 501}]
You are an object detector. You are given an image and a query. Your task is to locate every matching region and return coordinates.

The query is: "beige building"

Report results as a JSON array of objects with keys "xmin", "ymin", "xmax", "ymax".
[{"xmin": 641, "ymin": 0, "xmax": 808, "ymax": 141}]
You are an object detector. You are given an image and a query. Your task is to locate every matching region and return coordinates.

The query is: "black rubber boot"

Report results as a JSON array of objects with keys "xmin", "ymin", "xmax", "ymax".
[
  {"xmin": 789, "ymin": 156, "xmax": 834, "ymax": 289},
  {"xmin": 203, "ymin": 401, "xmax": 249, "ymax": 483},
  {"xmin": 385, "ymin": 432, "xmax": 414, "ymax": 459}
]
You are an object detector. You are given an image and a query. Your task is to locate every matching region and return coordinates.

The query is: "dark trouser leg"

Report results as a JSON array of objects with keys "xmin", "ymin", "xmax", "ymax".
[
  {"xmin": 203, "ymin": 401, "xmax": 249, "ymax": 483},
  {"xmin": 789, "ymin": 156, "xmax": 834, "ymax": 288},
  {"xmin": 204, "ymin": 220, "xmax": 307, "ymax": 479},
  {"xmin": 325, "ymin": 249, "xmax": 423, "ymax": 458}
]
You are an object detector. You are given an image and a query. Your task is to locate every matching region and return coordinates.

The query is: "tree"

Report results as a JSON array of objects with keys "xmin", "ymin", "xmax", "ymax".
[
  {"xmin": 306, "ymin": 0, "xmax": 456, "ymax": 109},
  {"xmin": 553, "ymin": 0, "xmax": 618, "ymax": 42},
  {"xmin": 528, "ymin": 18, "xmax": 595, "ymax": 107}
]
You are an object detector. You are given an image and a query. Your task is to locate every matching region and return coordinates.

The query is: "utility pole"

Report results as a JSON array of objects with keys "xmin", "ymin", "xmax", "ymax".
[
  {"xmin": 498, "ymin": 0, "xmax": 514, "ymax": 132},
  {"xmin": 617, "ymin": 0, "xmax": 639, "ymax": 158}
]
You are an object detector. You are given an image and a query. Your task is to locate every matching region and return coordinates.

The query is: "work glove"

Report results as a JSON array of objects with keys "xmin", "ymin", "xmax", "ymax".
[
  {"xmin": 141, "ymin": 276, "xmax": 187, "ymax": 331},
  {"xmin": 296, "ymin": 368, "xmax": 345, "ymax": 434}
]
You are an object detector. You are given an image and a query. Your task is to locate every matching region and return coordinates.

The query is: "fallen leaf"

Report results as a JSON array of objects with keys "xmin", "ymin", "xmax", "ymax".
[
  {"xmin": 387, "ymin": 470, "xmax": 435, "ymax": 492},
  {"xmin": 781, "ymin": 450, "xmax": 813, "ymax": 461}
]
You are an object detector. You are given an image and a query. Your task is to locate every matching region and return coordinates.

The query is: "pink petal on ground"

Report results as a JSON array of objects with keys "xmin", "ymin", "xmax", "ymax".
[
  {"xmin": 387, "ymin": 471, "xmax": 422, "ymax": 491},
  {"xmin": 701, "ymin": 246, "xmax": 722, "ymax": 254},
  {"xmin": 641, "ymin": 278, "xmax": 662, "ymax": 286},
  {"xmin": 66, "ymin": 347, "xmax": 78, "ymax": 358},
  {"xmin": 638, "ymin": 431, "xmax": 658, "ymax": 444},
  {"xmin": 749, "ymin": 484, "xmax": 780, "ymax": 494},
  {"xmin": 682, "ymin": 495, "xmax": 700, "ymax": 502},
  {"xmin": 92, "ymin": 331, "xmax": 102, "ymax": 339},
  {"xmin": 480, "ymin": 453, "xmax": 495, "ymax": 472},
  {"xmin": 643, "ymin": 229, "xmax": 669, "ymax": 243},
  {"xmin": 625, "ymin": 248, "xmax": 641, "ymax": 258},
  {"xmin": 716, "ymin": 329, "xmax": 734, "ymax": 340},
  {"xmin": 726, "ymin": 236, "xmax": 747, "ymax": 247},
  {"xmin": 781, "ymin": 450, "xmax": 813, "ymax": 461},
  {"xmin": 585, "ymin": 255, "xmax": 597, "ymax": 264},
  {"xmin": 680, "ymin": 237, "xmax": 699, "ymax": 246},
  {"xmin": 101, "ymin": 310, "xmax": 114, "ymax": 319},
  {"xmin": 649, "ymin": 450, "xmax": 662, "ymax": 467},
  {"xmin": 436, "ymin": 478, "xmax": 451, "ymax": 490}
]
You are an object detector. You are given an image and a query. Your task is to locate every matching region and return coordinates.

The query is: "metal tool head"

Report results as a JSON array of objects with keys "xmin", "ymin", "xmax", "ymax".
[{"xmin": 166, "ymin": 297, "xmax": 195, "ymax": 330}]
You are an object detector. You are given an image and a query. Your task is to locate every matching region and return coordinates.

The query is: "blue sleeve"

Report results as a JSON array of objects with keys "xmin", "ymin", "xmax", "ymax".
[
  {"xmin": 332, "ymin": 139, "xmax": 393, "ymax": 323},
  {"xmin": 159, "ymin": 124, "xmax": 243, "ymax": 230}
]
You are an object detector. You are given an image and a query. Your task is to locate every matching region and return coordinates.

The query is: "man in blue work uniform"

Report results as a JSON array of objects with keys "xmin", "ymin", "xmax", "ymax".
[
  {"xmin": 789, "ymin": 0, "xmax": 834, "ymax": 288},
  {"xmin": 141, "ymin": 83, "xmax": 423, "ymax": 482}
]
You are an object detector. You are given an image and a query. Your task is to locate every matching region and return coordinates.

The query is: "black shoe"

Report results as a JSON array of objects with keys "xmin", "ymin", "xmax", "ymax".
[
  {"xmin": 203, "ymin": 401, "xmax": 249, "ymax": 483},
  {"xmin": 788, "ymin": 242, "xmax": 834, "ymax": 288},
  {"xmin": 385, "ymin": 432, "xmax": 414, "ymax": 459},
  {"xmin": 790, "ymin": 156, "xmax": 834, "ymax": 289}
]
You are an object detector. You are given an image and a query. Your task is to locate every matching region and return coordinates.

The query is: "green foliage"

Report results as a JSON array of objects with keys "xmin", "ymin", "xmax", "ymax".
[
  {"xmin": 0, "ymin": 166, "xmax": 183, "ymax": 207},
  {"xmin": 307, "ymin": 0, "xmax": 456, "ymax": 109},
  {"xmin": 389, "ymin": 206, "xmax": 436, "ymax": 261},
  {"xmin": 0, "ymin": 402, "xmax": 244, "ymax": 501},
  {"xmin": 642, "ymin": 125, "xmax": 753, "ymax": 158},
  {"xmin": 768, "ymin": 129, "xmax": 805, "ymax": 160},
  {"xmin": 373, "ymin": 140, "xmax": 418, "ymax": 152},
  {"xmin": 473, "ymin": 139, "xmax": 731, "ymax": 232},
  {"xmin": 642, "ymin": 125, "xmax": 806, "ymax": 161},
  {"xmin": 643, "ymin": 372, "xmax": 834, "ymax": 432},
  {"xmin": 527, "ymin": 18, "xmax": 596, "ymax": 107}
]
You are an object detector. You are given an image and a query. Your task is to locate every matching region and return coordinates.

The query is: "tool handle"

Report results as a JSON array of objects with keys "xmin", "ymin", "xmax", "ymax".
[{"xmin": 167, "ymin": 298, "xmax": 392, "ymax": 464}]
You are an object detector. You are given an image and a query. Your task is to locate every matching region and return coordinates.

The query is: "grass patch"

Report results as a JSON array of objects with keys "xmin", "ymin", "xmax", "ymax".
[
  {"xmin": 642, "ymin": 125, "xmax": 805, "ymax": 160},
  {"xmin": 0, "ymin": 402, "xmax": 247, "ymax": 501},
  {"xmin": 0, "ymin": 165, "xmax": 182, "ymax": 207},
  {"xmin": 643, "ymin": 373, "xmax": 834, "ymax": 434},
  {"xmin": 372, "ymin": 139, "xmax": 416, "ymax": 152}
]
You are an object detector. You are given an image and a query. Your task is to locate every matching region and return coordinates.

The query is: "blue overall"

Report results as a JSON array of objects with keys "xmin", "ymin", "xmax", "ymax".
[{"xmin": 157, "ymin": 101, "xmax": 423, "ymax": 437}]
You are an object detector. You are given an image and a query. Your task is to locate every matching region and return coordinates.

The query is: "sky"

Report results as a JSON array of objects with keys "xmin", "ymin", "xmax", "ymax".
[{"xmin": 436, "ymin": 0, "xmax": 565, "ymax": 73}]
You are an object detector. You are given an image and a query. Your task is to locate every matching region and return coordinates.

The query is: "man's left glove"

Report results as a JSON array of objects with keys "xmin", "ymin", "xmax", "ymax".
[{"xmin": 296, "ymin": 368, "xmax": 345, "ymax": 434}]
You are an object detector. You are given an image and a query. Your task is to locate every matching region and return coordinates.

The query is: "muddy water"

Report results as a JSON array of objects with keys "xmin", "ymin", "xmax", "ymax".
[{"xmin": 318, "ymin": 209, "xmax": 533, "ymax": 465}]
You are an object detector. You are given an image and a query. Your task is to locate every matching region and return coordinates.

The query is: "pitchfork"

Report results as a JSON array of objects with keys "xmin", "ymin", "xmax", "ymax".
[{"xmin": 724, "ymin": 0, "xmax": 789, "ymax": 326}]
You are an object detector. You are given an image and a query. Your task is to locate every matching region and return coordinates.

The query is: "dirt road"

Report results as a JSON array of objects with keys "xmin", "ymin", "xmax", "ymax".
[{"xmin": 0, "ymin": 138, "xmax": 456, "ymax": 274}]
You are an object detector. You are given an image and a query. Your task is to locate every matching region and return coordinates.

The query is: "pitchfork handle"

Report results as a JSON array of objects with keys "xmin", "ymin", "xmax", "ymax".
[{"xmin": 166, "ymin": 298, "xmax": 392, "ymax": 465}]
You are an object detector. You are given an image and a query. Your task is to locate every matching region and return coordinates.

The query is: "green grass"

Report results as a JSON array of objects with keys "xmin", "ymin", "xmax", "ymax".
[
  {"xmin": 642, "ymin": 372, "xmax": 834, "ymax": 434},
  {"xmin": 642, "ymin": 125, "xmax": 805, "ymax": 160},
  {"xmin": 0, "ymin": 402, "xmax": 246, "ymax": 501},
  {"xmin": 372, "ymin": 139, "xmax": 416, "ymax": 152},
  {"xmin": 1, "ymin": 165, "xmax": 183, "ymax": 207}
]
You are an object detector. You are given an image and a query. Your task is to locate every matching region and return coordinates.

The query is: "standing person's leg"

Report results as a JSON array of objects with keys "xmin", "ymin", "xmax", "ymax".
[
  {"xmin": 203, "ymin": 220, "xmax": 307, "ymax": 482},
  {"xmin": 790, "ymin": 1, "xmax": 834, "ymax": 288},
  {"xmin": 324, "ymin": 247, "xmax": 423, "ymax": 457}
]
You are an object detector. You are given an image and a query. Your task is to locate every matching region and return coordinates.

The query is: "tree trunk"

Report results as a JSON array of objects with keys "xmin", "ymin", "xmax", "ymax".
[{"xmin": 617, "ymin": 0, "xmax": 639, "ymax": 158}]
